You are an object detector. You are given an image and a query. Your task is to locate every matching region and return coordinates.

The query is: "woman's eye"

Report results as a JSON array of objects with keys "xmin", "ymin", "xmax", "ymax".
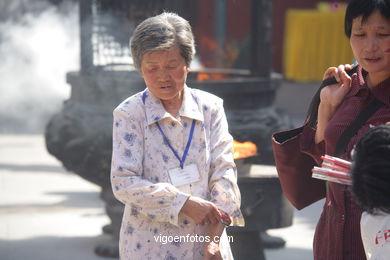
[
  {"xmin": 353, "ymin": 34, "xmax": 365, "ymax": 37},
  {"xmin": 167, "ymin": 65, "xmax": 178, "ymax": 70},
  {"xmin": 378, "ymin": 33, "xmax": 390, "ymax": 37}
]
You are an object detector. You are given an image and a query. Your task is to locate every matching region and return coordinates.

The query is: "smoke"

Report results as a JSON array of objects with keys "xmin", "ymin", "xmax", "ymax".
[{"xmin": 0, "ymin": 1, "xmax": 79, "ymax": 134}]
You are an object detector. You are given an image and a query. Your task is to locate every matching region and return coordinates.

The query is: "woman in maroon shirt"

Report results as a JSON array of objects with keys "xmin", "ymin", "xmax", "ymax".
[{"xmin": 273, "ymin": 0, "xmax": 390, "ymax": 259}]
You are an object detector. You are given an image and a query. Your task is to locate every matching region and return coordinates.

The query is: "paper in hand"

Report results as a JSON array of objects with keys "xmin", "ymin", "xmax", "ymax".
[{"xmin": 311, "ymin": 155, "xmax": 352, "ymax": 185}]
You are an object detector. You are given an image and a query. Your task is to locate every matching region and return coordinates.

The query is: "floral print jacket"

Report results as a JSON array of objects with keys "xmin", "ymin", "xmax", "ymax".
[{"xmin": 111, "ymin": 85, "xmax": 244, "ymax": 260}]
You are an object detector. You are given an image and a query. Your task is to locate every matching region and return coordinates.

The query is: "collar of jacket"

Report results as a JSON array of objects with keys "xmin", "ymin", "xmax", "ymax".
[
  {"xmin": 143, "ymin": 85, "xmax": 204, "ymax": 125},
  {"xmin": 347, "ymin": 66, "xmax": 390, "ymax": 107}
]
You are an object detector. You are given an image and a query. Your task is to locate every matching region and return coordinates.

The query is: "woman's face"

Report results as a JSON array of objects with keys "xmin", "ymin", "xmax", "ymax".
[
  {"xmin": 350, "ymin": 11, "xmax": 390, "ymax": 85},
  {"xmin": 140, "ymin": 45, "xmax": 189, "ymax": 102}
]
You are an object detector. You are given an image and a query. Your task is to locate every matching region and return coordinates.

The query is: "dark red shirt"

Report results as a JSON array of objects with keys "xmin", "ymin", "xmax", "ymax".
[{"xmin": 300, "ymin": 66, "xmax": 390, "ymax": 260}]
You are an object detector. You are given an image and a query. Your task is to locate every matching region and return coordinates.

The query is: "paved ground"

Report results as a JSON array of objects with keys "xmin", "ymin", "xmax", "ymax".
[
  {"xmin": 0, "ymin": 135, "xmax": 113, "ymax": 260},
  {"xmin": 274, "ymin": 80, "xmax": 318, "ymax": 127}
]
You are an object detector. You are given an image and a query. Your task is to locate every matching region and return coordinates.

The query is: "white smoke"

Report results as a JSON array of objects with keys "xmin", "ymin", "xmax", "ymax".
[{"xmin": 0, "ymin": 1, "xmax": 79, "ymax": 133}]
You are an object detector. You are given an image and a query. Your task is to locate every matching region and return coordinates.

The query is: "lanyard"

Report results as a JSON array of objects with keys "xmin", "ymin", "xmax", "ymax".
[{"xmin": 156, "ymin": 120, "xmax": 196, "ymax": 169}]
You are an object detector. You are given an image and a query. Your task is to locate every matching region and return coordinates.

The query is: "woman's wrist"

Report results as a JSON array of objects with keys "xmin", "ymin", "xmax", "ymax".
[
  {"xmin": 315, "ymin": 102, "xmax": 337, "ymax": 143},
  {"xmin": 319, "ymin": 102, "xmax": 337, "ymax": 122},
  {"xmin": 206, "ymin": 221, "xmax": 224, "ymax": 240}
]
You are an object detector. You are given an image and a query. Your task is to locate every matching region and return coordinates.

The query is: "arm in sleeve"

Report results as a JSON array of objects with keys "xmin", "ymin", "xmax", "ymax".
[
  {"xmin": 207, "ymin": 101, "xmax": 245, "ymax": 226},
  {"xmin": 300, "ymin": 124, "xmax": 325, "ymax": 165},
  {"xmin": 272, "ymin": 123, "xmax": 325, "ymax": 166},
  {"xmin": 110, "ymin": 108, "xmax": 189, "ymax": 226}
]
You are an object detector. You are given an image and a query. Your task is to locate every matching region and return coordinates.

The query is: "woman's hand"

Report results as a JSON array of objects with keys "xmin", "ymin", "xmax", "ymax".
[
  {"xmin": 180, "ymin": 196, "xmax": 222, "ymax": 225},
  {"xmin": 203, "ymin": 221, "xmax": 225, "ymax": 260},
  {"xmin": 320, "ymin": 64, "xmax": 353, "ymax": 108},
  {"xmin": 203, "ymin": 241, "xmax": 223, "ymax": 260},
  {"xmin": 315, "ymin": 64, "xmax": 353, "ymax": 143}
]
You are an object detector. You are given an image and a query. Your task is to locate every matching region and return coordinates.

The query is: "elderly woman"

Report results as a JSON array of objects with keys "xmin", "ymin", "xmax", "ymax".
[
  {"xmin": 110, "ymin": 12, "xmax": 244, "ymax": 260},
  {"xmin": 274, "ymin": 0, "xmax": 390, "ymax": 259}
]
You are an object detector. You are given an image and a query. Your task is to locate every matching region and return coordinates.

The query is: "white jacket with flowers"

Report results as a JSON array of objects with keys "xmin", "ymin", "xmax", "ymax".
[{"xmin": 111, "ymin": 85, "xmax": 244, "ymax": 260}]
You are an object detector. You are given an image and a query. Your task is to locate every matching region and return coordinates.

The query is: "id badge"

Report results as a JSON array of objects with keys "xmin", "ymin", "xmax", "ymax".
[{"xmin": 168, "ymin": 164, "xmax": 200, "ymax": 187}]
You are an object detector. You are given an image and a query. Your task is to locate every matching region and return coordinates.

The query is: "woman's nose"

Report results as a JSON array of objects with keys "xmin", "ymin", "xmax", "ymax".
[
  {"xmin": 158, "ymin": 68, "xmax": 170, "ymax": 80},
  {"xmin": 365, "ymin": 37, "xmax": 379, "ymax": 52}
]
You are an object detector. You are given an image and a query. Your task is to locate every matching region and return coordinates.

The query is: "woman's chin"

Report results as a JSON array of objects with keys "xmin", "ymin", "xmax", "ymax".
[{"xmin": 361, "ymin": 63, "xmax": 388, "ymax": 74}]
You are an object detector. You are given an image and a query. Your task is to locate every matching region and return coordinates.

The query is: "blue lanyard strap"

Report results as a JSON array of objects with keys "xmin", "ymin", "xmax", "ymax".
[{"xmin": 156, "ymin": 119, "xmax": 196, "ymax": 169}]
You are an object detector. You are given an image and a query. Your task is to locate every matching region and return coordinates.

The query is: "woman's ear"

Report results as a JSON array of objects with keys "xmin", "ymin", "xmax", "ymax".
[{"xmin": 139, "ymin": 69, "xmax": 144, "ymax": 78}]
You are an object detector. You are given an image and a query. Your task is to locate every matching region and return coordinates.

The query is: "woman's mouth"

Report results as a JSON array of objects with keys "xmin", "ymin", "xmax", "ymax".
[{"xmin": 364, "ymin": 57, "xmax": 381, "ymax": 63}]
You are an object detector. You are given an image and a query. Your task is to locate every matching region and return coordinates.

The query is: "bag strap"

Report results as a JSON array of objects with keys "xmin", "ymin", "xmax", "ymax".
[
  {"xmin": 306, "ymin": 65, "xmax": 359, "ymax": 128},
  {"xmin": 334, "ymin": 98, "xmax": 383, "ymax": 156}
]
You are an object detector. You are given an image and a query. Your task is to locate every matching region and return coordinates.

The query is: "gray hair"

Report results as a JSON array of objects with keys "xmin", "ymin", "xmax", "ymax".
[{"xmin": 130, "ymin": 12, "xmax": 196, "ymax": 71}]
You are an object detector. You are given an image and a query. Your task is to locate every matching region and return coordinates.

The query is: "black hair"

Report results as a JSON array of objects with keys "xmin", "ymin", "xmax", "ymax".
[
  {"xmin": 344, "ymin": 0, "xmax": 390, "ymax": 38},
  {"xmin": 305, "ymin": 0, "xmax": 390, "ymax": 128},
  {"xmin": 351, "ymin": 125, "xmax": 390, "ymax": 214}
]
